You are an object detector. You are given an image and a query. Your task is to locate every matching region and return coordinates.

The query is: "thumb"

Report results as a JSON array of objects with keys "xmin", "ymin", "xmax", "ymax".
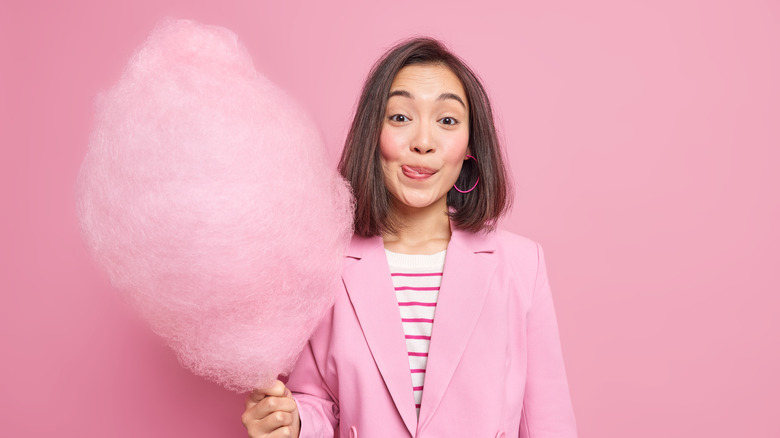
[{"xmin": 249, "ymin": 379, "xmax": 287, "ymax": 402}]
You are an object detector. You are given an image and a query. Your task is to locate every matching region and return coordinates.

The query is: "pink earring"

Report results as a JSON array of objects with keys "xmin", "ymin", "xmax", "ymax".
[{"xmin": 453, "ymin": 155, "xmax": 479, "ymax": 193}]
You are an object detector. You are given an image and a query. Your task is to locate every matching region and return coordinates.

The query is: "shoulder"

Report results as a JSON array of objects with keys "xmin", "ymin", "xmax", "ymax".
[
  {"xmin": 449, "ymin": 226, "xmax": 543, "ymax": 267},
  {"xmin": 343, "ymin": 233, "xmax": 384, "ymax": 267},
  {"xmin": 493, "ymin": 229, "xmax": 539, "ymax": 252},
  {"xmin": 492, "ymin": 229, "xmax": 543, "ymax": 265},
  {"xmin": 486, "ymin": 229, "xmax": 548, "ymax": 293}
]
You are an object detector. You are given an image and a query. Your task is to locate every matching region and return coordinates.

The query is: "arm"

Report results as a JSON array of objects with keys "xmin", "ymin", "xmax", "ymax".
[
  {"xmin": 519, "ymin": 243, "xmax": 578, "ymax": 438},
  {"xmin": 285, "ymin": 311, "xmax": 339, "ymax": 438}
]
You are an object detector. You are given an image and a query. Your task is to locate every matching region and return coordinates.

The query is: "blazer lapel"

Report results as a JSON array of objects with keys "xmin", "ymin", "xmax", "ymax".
[
  {"xmin": 417, "ymin": 228, "xmax": 497, "ymax": 430},
  {"xmin": 342, "ymin": 235, "xmax": 419, "ymax": 436}
]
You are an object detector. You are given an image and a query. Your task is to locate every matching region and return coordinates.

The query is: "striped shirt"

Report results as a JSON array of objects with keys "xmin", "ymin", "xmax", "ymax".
[{"xmin": 385, "ymin": 248, "xmax": 446, "ymax": 416}]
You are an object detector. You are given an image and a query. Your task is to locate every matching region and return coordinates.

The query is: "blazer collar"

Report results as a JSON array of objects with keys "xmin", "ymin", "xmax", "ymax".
[
  {"xmin": 345, "ymin": 225, "xmax": 497, "ymax": 260},
  {"xmin": 342, "ymin": 225, "xmax": 498, "ymax": 435},
  {"xmin": 342, "ymin": 235, "xmax": 418, "ymax": 434}
]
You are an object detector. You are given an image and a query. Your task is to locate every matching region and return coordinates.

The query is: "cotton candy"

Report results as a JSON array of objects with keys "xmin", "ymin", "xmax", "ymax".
[{"xmin": 76, "ymin": 19, "xmax": 353, "ymax": 392}]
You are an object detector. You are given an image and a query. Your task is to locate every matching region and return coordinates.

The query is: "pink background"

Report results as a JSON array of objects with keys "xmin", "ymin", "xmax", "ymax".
[{"xmin": 2, "ymin": 0, "xmax": 778, "ymax": 436}]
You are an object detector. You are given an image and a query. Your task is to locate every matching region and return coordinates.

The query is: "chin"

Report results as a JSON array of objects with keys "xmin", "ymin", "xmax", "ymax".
[{"xmin": 397, "ymin": 195, "xmax": 445, "ymax": 210}]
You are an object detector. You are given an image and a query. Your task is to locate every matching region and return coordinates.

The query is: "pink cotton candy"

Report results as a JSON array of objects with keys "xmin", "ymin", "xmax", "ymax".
[{"xmin": 76, "ymin": 19, "xmax": 354, "ymax": 392}]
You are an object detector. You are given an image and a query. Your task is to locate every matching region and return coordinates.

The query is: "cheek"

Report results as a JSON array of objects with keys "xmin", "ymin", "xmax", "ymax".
[
  {"xmin": 446, "ymin": 161, "xmax": 466, "ymax": 185},
  {"xmin": 443, "ymin": 132, "xmax": 470, "ymax": 162},
  {"xmin": 379, "ymin": 128, "xmax": 400, "ymax": 162}
]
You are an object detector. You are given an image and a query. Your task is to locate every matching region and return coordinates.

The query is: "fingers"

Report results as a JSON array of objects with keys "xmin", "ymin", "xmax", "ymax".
[
  {"xmin": 264, "ymin": 427, "xmax": 295, "ymax": 438},
  {"xmin": 253, "ymin": 395, "xmax": 297, "ymax": 418},
  {"xmin": 245, "ymin": 410, "xmax": 295, "ymax": 437},
  {"xmin": 242, "ymin": 380, "xmax": 300, "ymax": 438}
]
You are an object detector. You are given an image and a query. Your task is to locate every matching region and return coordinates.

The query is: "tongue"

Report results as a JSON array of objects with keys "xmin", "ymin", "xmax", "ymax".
[{"xmin": 404, "ymin": 165, "xmax": 429, "ymax": 175}]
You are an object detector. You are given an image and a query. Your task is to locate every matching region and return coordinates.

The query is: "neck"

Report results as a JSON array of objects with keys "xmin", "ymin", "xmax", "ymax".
[{"xmin": 383, "ymin": 198, "xmax": 452, "ymax": 254}]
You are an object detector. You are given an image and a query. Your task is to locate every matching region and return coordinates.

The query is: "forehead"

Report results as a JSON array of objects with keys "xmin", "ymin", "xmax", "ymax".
[{"xmin": 389, "ymin": 64, "xmax": 467, "ymax": 102}]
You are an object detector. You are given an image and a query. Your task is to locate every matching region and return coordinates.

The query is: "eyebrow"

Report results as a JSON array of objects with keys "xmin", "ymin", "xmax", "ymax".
[{"xmin": 387, "ymin": 90, "xmax": 467, "ymax": 109}]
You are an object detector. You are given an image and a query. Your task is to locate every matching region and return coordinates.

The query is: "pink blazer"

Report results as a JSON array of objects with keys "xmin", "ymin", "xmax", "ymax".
[{"xmin": 287, "ymin": 227, "xmax": 577, "ymax": 438}]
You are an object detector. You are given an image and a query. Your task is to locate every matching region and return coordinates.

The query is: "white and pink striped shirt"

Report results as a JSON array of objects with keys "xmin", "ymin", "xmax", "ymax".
[{"xmin": 385, "ymin": 249, "xmax": 446, "ymax": 416}]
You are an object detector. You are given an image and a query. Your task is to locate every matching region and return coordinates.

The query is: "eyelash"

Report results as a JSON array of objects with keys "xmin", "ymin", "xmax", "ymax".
[{"xmin": 388, "ymin": 114, "xmax": 460, "ymax": 126}]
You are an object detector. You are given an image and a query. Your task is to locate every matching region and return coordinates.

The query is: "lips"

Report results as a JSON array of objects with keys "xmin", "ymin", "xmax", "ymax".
[{"xmin": 401, "ymin": 165, "xmax": 437, "ymax": 180}]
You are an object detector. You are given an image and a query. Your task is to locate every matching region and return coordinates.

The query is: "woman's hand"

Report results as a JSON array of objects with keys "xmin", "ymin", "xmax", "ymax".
[{"xmin": 242, "ymin": 380, "xmax": 301, "ymax": 438}]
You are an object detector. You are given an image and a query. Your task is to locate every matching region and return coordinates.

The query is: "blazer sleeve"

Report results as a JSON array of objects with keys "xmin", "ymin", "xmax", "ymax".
[
  {"xmin": 519, "ymin": 243, "xmax": 578, "ymax": 438},
  {"xmin": 286, "ymin": 312, "xmax": 339, "ymax": 438}
]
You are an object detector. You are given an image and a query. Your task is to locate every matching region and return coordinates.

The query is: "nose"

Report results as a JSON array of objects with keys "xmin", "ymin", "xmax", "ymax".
[{"xmin": 410, "ymin": 122, "xmax": 435, "ymax": 154}]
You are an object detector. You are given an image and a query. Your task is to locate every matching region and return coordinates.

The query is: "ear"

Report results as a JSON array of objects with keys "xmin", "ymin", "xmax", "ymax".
[{"xmin": 465, "ymin": 146, "xmax": 472, "ymax": 159}]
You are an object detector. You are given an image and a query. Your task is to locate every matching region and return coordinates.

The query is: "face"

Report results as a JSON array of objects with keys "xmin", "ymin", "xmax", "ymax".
[{"xmin": 379, "ymin": 64, "xmax": 470, "ymax": 213}]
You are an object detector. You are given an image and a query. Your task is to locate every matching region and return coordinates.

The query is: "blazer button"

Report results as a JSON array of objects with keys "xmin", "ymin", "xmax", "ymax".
[{"xmin": 349, "ymin": 425, "xmax": 357, "ymax": 438}]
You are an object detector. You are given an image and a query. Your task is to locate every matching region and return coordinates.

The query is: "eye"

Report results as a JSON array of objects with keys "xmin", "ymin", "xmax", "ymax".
[
  {"xmin": 389, "ymin": 114, "xmax": 410, "ymax": 122},
  {"xmin": 439, "ymin": 117, "xmax": 459, "ymax": 126}
]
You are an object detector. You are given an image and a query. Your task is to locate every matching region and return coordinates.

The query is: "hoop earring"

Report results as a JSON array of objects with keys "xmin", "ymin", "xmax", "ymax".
[{"xmin": 453, "ymin": 155, "xmax": 479, "ymax": 193}]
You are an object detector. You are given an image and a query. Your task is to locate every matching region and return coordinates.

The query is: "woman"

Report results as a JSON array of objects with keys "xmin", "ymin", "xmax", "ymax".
[{"xmin": 242, "ymin": 37, "xmax": 577, "ymax": 438}]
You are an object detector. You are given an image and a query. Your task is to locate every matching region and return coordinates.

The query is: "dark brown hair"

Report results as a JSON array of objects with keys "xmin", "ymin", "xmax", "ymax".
[{"xmin": 339, "ymin": 37, "xmax": 511, "ymax": 237}]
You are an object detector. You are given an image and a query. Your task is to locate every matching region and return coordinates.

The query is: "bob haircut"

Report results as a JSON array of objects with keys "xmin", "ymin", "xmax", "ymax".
[{"xmin": 339, "ymin": 37, "xmax": 512, "ymax": 237}]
